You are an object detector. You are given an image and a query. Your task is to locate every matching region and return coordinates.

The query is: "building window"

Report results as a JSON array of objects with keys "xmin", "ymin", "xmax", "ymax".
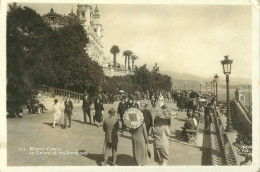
[
  {"xmin": 82, "ymin": 12, "xmax": 85, "ymax": 17},
  {"xmin": 51, "ymin": 17, "xmax": 55, "ymax": 24}
]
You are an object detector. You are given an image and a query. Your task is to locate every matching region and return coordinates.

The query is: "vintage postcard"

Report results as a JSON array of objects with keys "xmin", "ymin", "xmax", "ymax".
[{"xmin": 0, "ymin": 0, "xmax": 259, "ymax": 171}]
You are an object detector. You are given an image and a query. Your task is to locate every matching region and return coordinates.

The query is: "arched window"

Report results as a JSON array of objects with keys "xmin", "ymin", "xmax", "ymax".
[{"xmin": 82, "ymin": 12, "xmax": 85, "ymax": 17}]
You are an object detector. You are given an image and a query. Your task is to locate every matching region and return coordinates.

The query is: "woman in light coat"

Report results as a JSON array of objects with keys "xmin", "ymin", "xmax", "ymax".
[{"xmin": 152, "ymin": 116, "xmax": 171, "ymax": 166}]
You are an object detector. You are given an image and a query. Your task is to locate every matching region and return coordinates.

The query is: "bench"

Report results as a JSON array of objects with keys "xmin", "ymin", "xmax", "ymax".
[{"xmin": 185, "ymin": 118, "xmax": 201, "ymax": 144}]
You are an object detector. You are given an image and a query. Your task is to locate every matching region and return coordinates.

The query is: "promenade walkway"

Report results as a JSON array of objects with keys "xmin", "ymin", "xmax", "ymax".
[{"xmin": 7, "ymin": 100, "xmax": 211, "ymax": 166}]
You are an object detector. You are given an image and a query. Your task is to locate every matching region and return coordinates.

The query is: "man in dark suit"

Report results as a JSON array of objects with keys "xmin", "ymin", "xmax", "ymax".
[
  {"xmin": 64, "ymin": 96, "xmax": 73, "ymax": 129},
  {"xmin": 82, "ymin": 93, "xmax": 92, "ymax": 124},
  {"xmin": 142, "ymin": 103, "xmax": 153, "ymax": 135},
  {"xmin": 117, "ymin": 96, "xmax": 128, "ymax": 133},
  {"xmin": 103, "ymin": 108, "xmax": 119, "ymax": 166}
]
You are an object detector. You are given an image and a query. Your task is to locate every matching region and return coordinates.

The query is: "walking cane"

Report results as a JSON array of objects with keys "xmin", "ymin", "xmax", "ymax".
[{"xmin": 102, "ymin": 139, "xmax": 106, "ymax": 155}]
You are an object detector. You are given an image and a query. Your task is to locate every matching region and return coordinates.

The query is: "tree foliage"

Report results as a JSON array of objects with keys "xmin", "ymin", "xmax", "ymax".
[
  {"xmin": 7, "ymin": 5, "xmax": 104, "ymax": 105},
  {"xmin": 102, "ymin": 64, "xmax": 172, "ymax": 94},
  {"xmin": 110, "ymin": 45, "xmax": 120, "ymax": 67},
  {"xmin": 48, "ymin": 22, "xmax": 104, "ymax": 93},
  {"xmin": 7, "ymin": 5, "xmax": 54, "ymax": 104}
]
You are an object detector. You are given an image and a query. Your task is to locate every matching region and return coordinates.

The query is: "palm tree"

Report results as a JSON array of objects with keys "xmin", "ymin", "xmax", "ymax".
[
  {"xmin": 110, "ymin": 45, "xmax": 120, "ymax": 68},
  {"xmin": 127, "ymin": 50, "xmax": 133, "ymax": 70},
  {"xmin": 123, "ymin": 50, "xmax": 128, "ymax": 69},
  {"xmin": 131, "ymin": 55, "xmax": 139, "ymax": 70},
  {"xmin": 8, "ymin": 3, "xmax": 21, "ymax": 14}
]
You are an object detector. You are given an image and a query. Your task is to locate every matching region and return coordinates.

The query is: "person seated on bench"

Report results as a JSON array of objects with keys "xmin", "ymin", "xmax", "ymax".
[
  {"xmin": 36, "ymin": 98, "xmax": 48, "ymax": 113},
  {"xmin": 181, "ymin": 113, "xmax": 200, "ymax": 141}
]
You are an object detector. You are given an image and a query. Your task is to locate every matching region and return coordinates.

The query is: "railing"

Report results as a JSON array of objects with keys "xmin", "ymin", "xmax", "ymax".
[
  {"xmin": 38, "ymin": 85, "xmax": 83, "ymax": 100},
  {"xmin": 213, "ymin": 105, "xmax": 237, "ymax": 165},
  {"xmin": 103, "ymin": 67, "xmax": 134, "ymax": 76},
  {"xmin": 230, "ymin": 100, "xmax": 252, "ymax": 146},
  {"xmin": 237, "ymin": 100, "xmax": 251, "ymax": 121}
]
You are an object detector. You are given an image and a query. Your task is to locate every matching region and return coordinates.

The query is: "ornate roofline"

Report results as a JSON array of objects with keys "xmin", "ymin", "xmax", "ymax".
[{"xmin": 42, "ymin": 10, "xmax": 68, "ymax": 24}]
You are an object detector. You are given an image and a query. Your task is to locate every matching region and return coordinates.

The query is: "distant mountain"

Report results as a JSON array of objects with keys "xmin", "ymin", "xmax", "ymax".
[{"xmin": 160, "ymin": 70, "xmax": 251, "ymax": 89}]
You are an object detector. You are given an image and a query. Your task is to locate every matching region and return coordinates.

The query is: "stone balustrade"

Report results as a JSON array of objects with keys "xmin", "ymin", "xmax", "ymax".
[
  {"xmin": 103, "ymin": 66, "xmax": 134, "ymax": 77},
  {"xmin": 38, "ymin": 85, "xmax": 83, "ymax": 100}
]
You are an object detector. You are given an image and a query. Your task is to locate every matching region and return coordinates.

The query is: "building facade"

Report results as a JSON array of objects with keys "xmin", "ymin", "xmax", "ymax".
[
  {"xmin": 42, "ymin": 4, "xmax": 133, "ymax": 77},
  {"xmin": 42, "ymin": 8, "xmax": 69, "ymax": 30},
  {"xmin": 77, "ymin": 4, "xmax": 104, "ymax": 65}
]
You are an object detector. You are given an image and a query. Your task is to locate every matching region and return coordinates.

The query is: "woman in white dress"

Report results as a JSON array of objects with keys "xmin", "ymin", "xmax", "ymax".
[
  {"xmin": 158, "ymin": 93, "xmax": 164, "ymax": 108},
  {"xmin": 52, "ymin": 99, "xmax": 62, "ymax": 128}
]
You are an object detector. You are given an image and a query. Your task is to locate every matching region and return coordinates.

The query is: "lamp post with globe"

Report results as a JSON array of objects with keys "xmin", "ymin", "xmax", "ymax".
[
  {"xmin": 221, "ymin": 55, "xmax": 233, "ymax": 132},
  {"xmin": 214, "ymin": 74, "xmax": 219, "ymax": 104}
]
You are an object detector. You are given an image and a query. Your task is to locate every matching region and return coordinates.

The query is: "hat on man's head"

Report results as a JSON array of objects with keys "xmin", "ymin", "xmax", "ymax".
[
  {"xmin": 108, "ymin": 108, "xmax": 116, "ymax": 116},
  {"xmin": 161, "ymin": 105, "xmax": 167, "ymax": 109},
  {"xmin": 122, "ymin": 95, "xmax": 126, "ymax": 99}
]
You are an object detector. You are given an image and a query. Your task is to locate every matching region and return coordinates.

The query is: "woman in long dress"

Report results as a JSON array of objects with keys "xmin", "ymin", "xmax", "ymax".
[
  {"xmin": 129, "ymin": 122, "xmax": 149, "ymax": 166},
  {"xmin": 52, "ymin": 99, "xmax": 62, "ymax": 128},
  {"xmin": 94, "ymin": 97, "xmax": 104, "ymax": 127},
  {"xmin": 158, "ymin": 93, "xmax": 164, "ymax": 108}
]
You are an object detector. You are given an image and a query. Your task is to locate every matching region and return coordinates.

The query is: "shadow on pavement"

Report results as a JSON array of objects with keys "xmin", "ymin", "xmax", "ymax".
[
  {"xmin": 43, "ymin": 122, "xmax": 53, "ymax": 126},
  {"xmin": 79, "ymin": 150, "xmax": 136, "ymax": 166},
  {"xmin": 201, "ymin": 130, "xmax": 211, "ymax": 165},
  {"xmin": 116, "ymin": 154, "xmax": 137, "ymax": 166},
  {"xmin": 71, "ymin": 119, "xmax": 85, "ymax": 124},
  {"xmin": 79, "ymin": 150, "xmax": 103, "ymax": 166},
  {"xmin": 43, "ymin": 122, "xmax": 65, "ymax": 128},
  {"xmin": 170, "ymin": 129, "xmax": 184, "ymax": 141}
]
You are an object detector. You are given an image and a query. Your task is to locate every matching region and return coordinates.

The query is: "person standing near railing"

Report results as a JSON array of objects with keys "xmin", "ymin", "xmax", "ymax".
[
  {"xmin": 64, "ymin": 96, "xmax": 73, "ymax": 129},
  {"xmin": 82, "ymin": 93, "xmax": 92, "ymax": 124}
]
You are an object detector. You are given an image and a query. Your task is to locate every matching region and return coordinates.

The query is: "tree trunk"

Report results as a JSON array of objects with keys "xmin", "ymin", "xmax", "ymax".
[
  {"xmin": 125, "ymin": 56, "xmax": 127, "ymax": 69},
  {"xmin": 113, "ymin": 54, "xmax": 116, "ymax": 68},
  {"xmin": 132, "ymin": 60, "xmax": 134, "ymax": 70},
  {"xmin": 128, "ymin": 56, "xmax": 130, "ymax": 70}
]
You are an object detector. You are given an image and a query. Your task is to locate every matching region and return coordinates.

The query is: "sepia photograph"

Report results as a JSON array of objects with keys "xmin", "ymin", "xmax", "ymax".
[{"xmin": 1, "ymin": 0, "xmax": 260, "ymax": 171}]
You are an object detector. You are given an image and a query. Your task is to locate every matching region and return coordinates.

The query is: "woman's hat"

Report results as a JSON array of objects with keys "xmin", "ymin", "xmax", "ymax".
[
  {"xmin": 157, "ymin": 108, "xmax": 177, "ymax": 119},
  {"xmin": 144, "ymin": 103, "xmax": 149, "ymax": 108},
  {"xmin": 108, "ymin": 108, "xmax": 116, "ymax": 115},
  {"xmin": 123, "ymin": 108, "xmax": 144, "ymax": 129}
]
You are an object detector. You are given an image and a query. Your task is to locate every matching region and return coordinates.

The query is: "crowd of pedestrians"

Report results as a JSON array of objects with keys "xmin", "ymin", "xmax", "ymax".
[
  {"xmin": 9, "ymin": 87, "xmax": 215, "ymax": 166},
  {"xmin": 49, "ymin": 88, "xmax": 216, "ymax": 165}
]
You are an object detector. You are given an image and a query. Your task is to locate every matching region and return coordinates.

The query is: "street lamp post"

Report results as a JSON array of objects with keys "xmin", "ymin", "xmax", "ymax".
[
  {"xmin": 214, "ymin": 74, "xmax": 219, "ymax": 104},
  {"xmin": 221, "ymin": 55, "xmax": 233, "ymax": 132}
]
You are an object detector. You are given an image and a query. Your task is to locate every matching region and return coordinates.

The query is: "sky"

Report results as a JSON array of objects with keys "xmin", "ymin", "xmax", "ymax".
[{"xmin": 18, "ymin": 3, "xmax": 252, "ymax": 79}]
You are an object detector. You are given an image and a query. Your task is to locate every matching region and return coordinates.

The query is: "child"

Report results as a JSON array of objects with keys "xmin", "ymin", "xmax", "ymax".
[{"xmin": 52, "ymin": 99, "xmax": 62, "ymax": 128}]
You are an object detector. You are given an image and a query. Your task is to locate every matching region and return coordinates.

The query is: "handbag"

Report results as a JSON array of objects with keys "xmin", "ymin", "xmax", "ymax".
[{"xmin": 147, "ymin": 144, "xmax": 151, "ymax": 158}]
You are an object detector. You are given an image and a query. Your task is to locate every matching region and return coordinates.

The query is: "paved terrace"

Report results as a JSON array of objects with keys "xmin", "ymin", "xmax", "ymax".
[{"xmin": 7, "ymin": 100, "xmax": 212, "ymax": 166}]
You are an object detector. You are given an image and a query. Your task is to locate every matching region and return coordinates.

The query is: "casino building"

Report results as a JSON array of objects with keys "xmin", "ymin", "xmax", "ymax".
[{"xmin": 42, "ymin": 4, "xmax": 133, "ymax": 76}]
